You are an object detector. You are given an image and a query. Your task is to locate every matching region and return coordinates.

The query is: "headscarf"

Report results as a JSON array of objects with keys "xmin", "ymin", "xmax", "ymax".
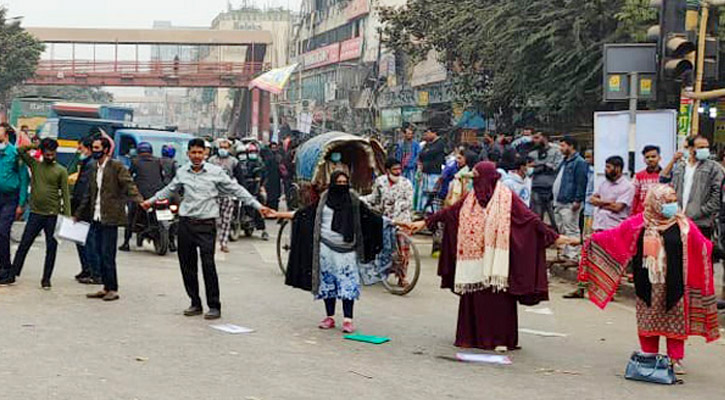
[
  {"xmin": 472, "ymin": 161, "xmax": 501, "ymax": 206},
  {"xmin": 326, "ymin": 170, "xmax": 354, "ymax": 243},
  {"xmin": 642, "ymin": 184, "xmax": 688, "ymax": 285}
]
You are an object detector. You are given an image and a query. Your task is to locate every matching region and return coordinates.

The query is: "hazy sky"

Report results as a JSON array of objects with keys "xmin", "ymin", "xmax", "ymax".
[{"xmin": 1, "ymin": 0, "xmax": 298, "ymax": 28}]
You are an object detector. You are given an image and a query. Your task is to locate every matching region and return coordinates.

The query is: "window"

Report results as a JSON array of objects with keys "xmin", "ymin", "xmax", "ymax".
[{"xmin": 119, "ymin": 135, "xmax": 137, "ymax": 157}]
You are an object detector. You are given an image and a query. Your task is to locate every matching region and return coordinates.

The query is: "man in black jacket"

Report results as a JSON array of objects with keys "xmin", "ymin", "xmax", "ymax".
[
  {"xmin": 120, "ymin": 142, "xmax": 166, "ymax": 252},
  {"xmin": 416, "ymin": 126, "xmax": 446, "ymax": 212},
  {"xmin": 72, "ymin": 137, "xmax": 99, "ymax": 284}
]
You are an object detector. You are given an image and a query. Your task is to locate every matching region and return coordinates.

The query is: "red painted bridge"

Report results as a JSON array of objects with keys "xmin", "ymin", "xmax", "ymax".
[{"xmin": 25, "ymin": 27, "xmax": 271, "ymax": 88}]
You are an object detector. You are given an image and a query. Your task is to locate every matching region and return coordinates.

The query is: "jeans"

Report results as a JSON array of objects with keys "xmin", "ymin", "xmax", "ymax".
[
  {"xmin": 532, "ymin": 190, "xmax": 557, "ymax": 230},
  {"xmin": 76, "ymin": 227, "xmax": 99, "ymax": 278},
  {"xmin": 554, "ymin": 203, "xmax": 581, "ymax": 260},
  {"xmin": 88, "ymin": 222, "xmax": 119, "ymax": 291},
  {"xmin": 0, "ymin": 192, "xmax": 18, "ymax": 275},
  {"xmin": 177, "ymin": 218, "xmax": 220, "ymax": 310},
  {"xmin": 11, "ymin": 213, "xmax": 58, "ymax": 284}
]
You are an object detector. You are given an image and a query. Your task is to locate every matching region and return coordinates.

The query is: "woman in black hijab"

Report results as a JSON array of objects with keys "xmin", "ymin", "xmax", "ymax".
[{"xmin": 278, "ymin": 169, "xmax": 401, "ymax": 334}]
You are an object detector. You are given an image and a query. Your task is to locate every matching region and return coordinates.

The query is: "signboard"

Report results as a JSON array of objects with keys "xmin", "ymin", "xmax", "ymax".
[
  {"xmin": 381, "ymin": 108, "xmax": 402, "ymax": 129},
  {"xmin": 603, "ymin": 44, "xmax": 658, "ymax": 102},
  {"xmin": 346, "ymin": 0, "xmax": 370, "ymax": 20},
  {"xmin": 377, "ymin": 83, "xmax": 453, "ymax": 108},
  {"xmin": 417, "ymin": 91, "xmax": 429, "ymax": 107},
  {"xmin": 678, "ymin": 95, "xmax": 693, "ymax": 141},
  {"xmin": 594, "ymin": 110, "xmax": 677, "ymax": 185},
  {"xmin": 714, "ymin": 99, "xmax": 725, "ymax": 144},
  {"xmin": 297, "ymin": 112, "xmax": 312, "ymax": 134},
  {"xmin": 402, "ymin": 107, "xmax": 425, "ymax": 123},
  {"xmin": 303, "ymin": 43, "xmax": 340, "ymax": 70},
  {"xmin": 339, "ymin": 37, "xmax": 363, "ymax": 61}
]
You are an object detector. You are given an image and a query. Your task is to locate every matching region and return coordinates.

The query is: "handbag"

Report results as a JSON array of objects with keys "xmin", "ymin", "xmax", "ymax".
[{"xmin": 624, "ymin": 352, "xmax": 678, "ymax": 385}]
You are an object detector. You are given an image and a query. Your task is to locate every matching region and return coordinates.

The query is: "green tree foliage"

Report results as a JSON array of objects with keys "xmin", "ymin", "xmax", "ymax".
[
  {"xmin": 379, "ymin": 0, "xmax": 659, "ymax": 130},
  {"xmin": 13, "ymin": 86, "xmax": 115, "ymax": 104},
  {"xmin": 0, "ymin": 8, "xmax": 45, "ymax": 104}
]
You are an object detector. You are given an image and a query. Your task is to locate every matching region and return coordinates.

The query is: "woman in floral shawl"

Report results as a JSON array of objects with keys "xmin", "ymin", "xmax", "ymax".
[
  {"xmin": 579, "ymin": 184, "xmax": 720, "ymax": 374},
  {"xmin": 409, "ymin": 162, "xmax": 576, "ymax": 350}
]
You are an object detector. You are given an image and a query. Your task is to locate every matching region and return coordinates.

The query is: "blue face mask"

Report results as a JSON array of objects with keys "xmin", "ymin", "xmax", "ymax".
[
  {"xmin": 661, "ymin": 202, "xmax": 678, "ymax": 219},
  {"xmin": 695, "ymin": 148, "xmax": 710, "ymax": 161},
  {"xmin": 331, "ymin": 152, "xmax": 342, "ymax": 163},
  {"xmin": 78, "ymin": 153, "xmax": 89, "ymax": 161},
  {"xmin": 218, "ymin": 149, "xmax": 229, "ymax": 158},
  {"xmin": 526, "ymin": 167, "xmax": 534, "ymax": 177}
]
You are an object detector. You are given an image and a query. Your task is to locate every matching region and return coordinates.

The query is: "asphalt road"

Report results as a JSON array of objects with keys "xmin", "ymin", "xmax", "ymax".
[{"xmin": 1, "ymin": 231, "xmax": 724, "ymax": 400}]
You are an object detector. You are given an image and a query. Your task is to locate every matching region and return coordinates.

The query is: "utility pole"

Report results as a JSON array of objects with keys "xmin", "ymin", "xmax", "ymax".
[{"xmin": 691, "ymin": 2, "xmax": 710, "ymax": 136}]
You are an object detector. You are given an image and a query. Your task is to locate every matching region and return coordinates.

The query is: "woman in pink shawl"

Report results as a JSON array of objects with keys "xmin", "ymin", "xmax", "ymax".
[
  {"xmin": 409, "ymin": 162, "xmax": 577, "ymax": 350},
  {"xmin": 579, "ymin": 184, "xmax": 720, "ymax": 374}
]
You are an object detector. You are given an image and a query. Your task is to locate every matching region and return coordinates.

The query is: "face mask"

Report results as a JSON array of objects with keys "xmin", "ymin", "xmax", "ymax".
[
  {"xmin": 526, "ymin": 167, "xmax": 534, "ymax": 177},
  {"xmin": 79, "ymin": 153, "xmax": 89, "ymax": 161},
  {"xmin": 92, "ymin": 151, "xmax": 105, "ymax": 160},
  {"xmin": 218, "ymin": 149, "xmax": 229, "ymax": 158},
  {"xmin": 0, "ymin": 143, "xmax": 6, "ymax": 151},
  {"xmin": 238, "ymin": 154, "xmax": 248, "ymax": 161},
  {"xmin": 249, "ymin": 153, "xmax": 259, "ymax": 160},
  {"xmin": 331, "ymin": 152, "xmax": 342, "ymax": 163},
  {"xmin": 128, "ymin": 149, "xmax": 137, "ymax": 157},
  {"xmin": 682, "ymin": 151, "xmax": 690, "ymax": 161},
  {"xmin": 661, "ymin": 202, "xmax": 678, "ymax": 219},
  {"xmin": 695, "ymin": 148, "xmax": 710, "ymax": 161}
]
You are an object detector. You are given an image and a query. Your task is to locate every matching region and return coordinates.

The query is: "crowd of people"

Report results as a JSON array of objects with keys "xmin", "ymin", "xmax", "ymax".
[{"xmin": 1, "ymin": 118, "xmax": 723, "ymax": 378}]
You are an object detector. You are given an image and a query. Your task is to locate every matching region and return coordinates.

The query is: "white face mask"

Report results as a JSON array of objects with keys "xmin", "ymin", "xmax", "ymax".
[{"xmin": 388, "ymin": 174, "xmax": 400, "ymax": 183}]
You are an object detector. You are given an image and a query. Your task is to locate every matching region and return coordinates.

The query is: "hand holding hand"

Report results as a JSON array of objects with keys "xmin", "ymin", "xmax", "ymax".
[
  {"xmin": 259, "ymin": 206, "xmax": 275, "ymax": 218},
  {"xmin": 406, "ymin": 220, "xmax": 427, "ymax": 235},
  {"xmin": 140, "ymin": 200, "xmax": 152, "ymax": 211},
  {"xmin": 554, "ymin": 235, "xmax": 581, "ymax": 247},
  {"xmin": 15, "ymin": 206, "xmax": 23, "ymax": 221}
]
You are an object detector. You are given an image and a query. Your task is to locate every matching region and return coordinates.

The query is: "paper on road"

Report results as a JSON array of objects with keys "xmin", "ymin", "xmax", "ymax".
[
  {"xmin": 456, "ymin": 353, "xmax": 512, "ymax": 365},
  {"xmin": 210, "ymin": 324, "xmax": 255, "ymax": 334},
  {"xmin": 524, "ymin": 307, "xmax": 554, "ymax": 315},
  {"xmin": 519, "ymin": 328, "xmax": 568, "ymax": 338},
  {"xmin": 54, "ymin": 216, "xmax": 90, "ymax": 245}
]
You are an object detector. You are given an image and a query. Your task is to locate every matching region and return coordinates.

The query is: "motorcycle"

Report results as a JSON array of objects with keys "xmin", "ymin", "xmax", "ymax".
[
  {"xmin": 229, "ymin": 158, "xmax": 266, "ymax": 241},
  {"xmin": 135, "ymin": 199, "xmax": 179, "ymax": 255}
]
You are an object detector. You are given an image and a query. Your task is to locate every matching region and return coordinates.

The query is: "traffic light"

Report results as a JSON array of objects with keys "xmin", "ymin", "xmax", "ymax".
[{"xmin": 648, "ymin": 0, "xmax": 696, "ymax": 80}]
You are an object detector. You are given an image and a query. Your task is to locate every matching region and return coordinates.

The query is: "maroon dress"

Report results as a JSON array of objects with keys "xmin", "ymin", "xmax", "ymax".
[{"xmin": 427, "ymin": 195, "xmax": 558, "ymax": 350}]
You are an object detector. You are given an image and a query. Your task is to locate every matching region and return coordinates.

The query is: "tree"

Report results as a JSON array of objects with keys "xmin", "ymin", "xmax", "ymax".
[
  {"xmin": 0, "ymin": 7, "xmax": 44, "ymax": 105},
  {"xmin": 13, "ymin": 85, "xmax": 115, "ymax": 103},
  {"xmin": 379, "ymin": 0, "xmax": 658, "ymax": 131}
]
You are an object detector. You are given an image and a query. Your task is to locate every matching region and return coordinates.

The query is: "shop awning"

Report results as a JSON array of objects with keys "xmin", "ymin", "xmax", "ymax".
[{"xmin": 248, "ymin": 63, "xmax": 299, "ymax": 95}]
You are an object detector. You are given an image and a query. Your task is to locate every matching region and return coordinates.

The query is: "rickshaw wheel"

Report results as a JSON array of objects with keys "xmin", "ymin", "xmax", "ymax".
[
  {"xmin": 276, "ymin": 219, "xmax": 292, "ymax": 275},
  {"xmin": 381, "ymin": 231, "xmax": 421, "ymax": 296}
]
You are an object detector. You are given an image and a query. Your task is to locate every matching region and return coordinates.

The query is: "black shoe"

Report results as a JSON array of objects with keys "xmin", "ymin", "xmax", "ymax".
[
  {"xmin": 717, "ymin": 300, "xmax": 725, "ymax": 311},
  {"xmin": 41, "ymin": 281, "xmax": 51, "ymax": 290},
  {"xmin": 75, "ymin": 272, "xmax": 90, "ymax": 281},
  {"xmin": 119, "ymin": 243, "xmax": 130, "ymax": 252},
  {"xmin": 169, "ymin": 242, "xmax": 177, "ymax": 253},
  {"xmin": 183, "ymin": 306, "xmax": 203, "ymax": 317},
  {"xmin": 261, "ymin": 231, "xmax": 269, "ymax": 241},
  {"xmin": 0, "ymin": 277, "xmax": 16, "ymax": 286},
  {"xmin": 563, "ymin": 289, "xmax": 585, "ymax": 299},
  {"xmin": 204, "ymin": 308, "xmax": 221, "ymax": 320}
]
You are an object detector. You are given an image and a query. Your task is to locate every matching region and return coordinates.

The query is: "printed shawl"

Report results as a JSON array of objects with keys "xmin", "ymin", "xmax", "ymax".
[
  {"xmin": 455, "ymin": 183, "xmax": 512, "ymax": 294},
  {"xmin": 579, "ymin": 213, "xmax": 720, "ymax": 342}
]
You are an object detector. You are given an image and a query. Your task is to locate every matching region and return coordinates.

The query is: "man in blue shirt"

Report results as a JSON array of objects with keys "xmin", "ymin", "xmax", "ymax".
[
  {"xmin": 0, "ymin": 123, "xmax": 29, "ymax": 280},
  {"xmin": 552, "ymin": 136, "xmax": 588, "ymax": 261}
]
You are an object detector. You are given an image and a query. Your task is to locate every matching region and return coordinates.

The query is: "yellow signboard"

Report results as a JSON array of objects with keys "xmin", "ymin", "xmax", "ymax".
[
  {"xmin": 640, "ymin": 78, "xmax": 652, "ymax": 96},
  {"xmin": 608, "ymin": 75, "xmax": 621, "ymax": 92},
  {"xmin": 418, "ymin": 91, "xmax": 429, "ymax": 107}
]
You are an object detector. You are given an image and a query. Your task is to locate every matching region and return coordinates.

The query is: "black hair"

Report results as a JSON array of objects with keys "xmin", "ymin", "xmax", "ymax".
[
  {"xmin": 509, "ymin": 157, "xmax": 528, "ymax": 171},
  {"xmin": 605, "ymin": 155, "xmax": 625, "ymax": 170},
  {"xmin": 561, "ymin": 136, "xmax": 577, "ymax": 148},
  {"xmin": 81, "ymin": 136, "xmax": 94, "ymax": 149},
  {"xmin": 188, "ymin": 138, "xmax": 206, "ymax": 150},
  {"xmin": 40, "ymin": 138, "xmax": 59, "ymax": 152},
  {"xmin": 93, "ymin": 137, "xmax": 112, "ymax": 152},
  {"xmin": 534, "ymin": 131, "xmax": 549, "ymax": 138},
  {"xmin": 642, "ymin": 145, "xmax": 660, "ymax": 155},
  {"xmin": 687, "ymin": 137, "xmax": 696, "ymax": 147},
  {"xmin": 402, "ymin": 122, "xmax": 412, "ymax": 130},
  {"xmin": 0, "ymin": 122, "xmax": 15, "ymax": 134},
  {"xmin": 329, "ymin": 169, "xmax": 350, "ymax": 185},
  {"xmin": 463, "ymin": 150, "xmax": 479, "ymax": 169},
  {"xmin": 385, "ymin": 157, "xmax": 401, "ymax": 170}
]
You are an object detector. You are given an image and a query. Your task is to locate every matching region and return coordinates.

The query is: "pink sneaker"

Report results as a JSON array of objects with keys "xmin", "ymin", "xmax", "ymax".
[
  {"xmin": 318, "ymin": 317, "xmax": 336, "ymax": 330},
  {"xmin": 342, "ymin": 321, "xmax": 356, "ymax": 333}
]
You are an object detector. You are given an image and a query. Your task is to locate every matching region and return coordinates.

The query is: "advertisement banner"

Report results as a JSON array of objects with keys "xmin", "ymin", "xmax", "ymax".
[
  {"xmin": 677, "ymin": 95, "xmax": 692, "ymax": 145},
  {"xmin": 381, "ymin": 108, "xmax": 402, "ymax": 130},
  {"xmin": 339, "ymin": 37, "xmax": 363, "ymax": 61},
  {"xmin": 303, "ymin": 43, "xmax": 340, "ymax": 70}
]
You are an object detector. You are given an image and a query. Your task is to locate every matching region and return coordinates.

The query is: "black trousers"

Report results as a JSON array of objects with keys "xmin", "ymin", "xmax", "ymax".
[
  {"xmin": 532, "ymin": 190, "xmax": 558, "ymax": 231},
  {"xmin": 324, "ymin": 299, "xmax": 354, "ymax": 319},
  {"xmin": 177, "ymin": 218, "xmax": 220, "ymax": 310},
  {"xmin": 10, "ymin": 213, "xmax": 58, "ymax": 284}
]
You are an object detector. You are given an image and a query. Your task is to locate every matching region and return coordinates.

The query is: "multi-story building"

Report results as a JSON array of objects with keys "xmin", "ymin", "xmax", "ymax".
[{"xmin": 287, "ymin": 0, "xmax": 453, "ymax": 137}]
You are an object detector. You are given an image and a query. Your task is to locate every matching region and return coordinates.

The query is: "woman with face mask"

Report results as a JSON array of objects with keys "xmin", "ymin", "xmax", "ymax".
[
  {"xmin": 278, "ymin": 170, "xmax": 404, "ymax": 333},
  {"xmin": 579, "ymin": 184, "xmax": 720, "ymax": 376}
]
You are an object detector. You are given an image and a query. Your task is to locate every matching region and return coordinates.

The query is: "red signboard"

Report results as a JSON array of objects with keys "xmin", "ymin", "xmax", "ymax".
[
  {"xmin": 339, "ymin": 37, "xmax": 363, "ymax": 61},
  {"xmin": 303, "ymin": 43, "xmax": 340, "ymax": 70},
  {"xmin": 346, "ymin": 0, "xmax": 370, "ymax": 20}
]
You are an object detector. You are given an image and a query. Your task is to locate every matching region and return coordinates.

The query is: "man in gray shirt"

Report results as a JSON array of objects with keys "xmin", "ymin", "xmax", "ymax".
[
  {"xmin": 143, "ymin": 138, "xmax": 273, "ymax": 320},
  {"xmin": 528, "ymin": 131, "xmax": 562, "ymax": 227}
]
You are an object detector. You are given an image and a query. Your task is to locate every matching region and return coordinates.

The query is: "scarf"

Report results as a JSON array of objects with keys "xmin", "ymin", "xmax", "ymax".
[
  {"xmin": 642, "ymin": 185, "xmax": 688, "ymax": 285},
  {"xmin": 454, "ymin": 182, "xmax": 513, "ymax": 294},
  {"xmin": 326, "ymin": 171, "xmax": 354, "ymax": 243}
]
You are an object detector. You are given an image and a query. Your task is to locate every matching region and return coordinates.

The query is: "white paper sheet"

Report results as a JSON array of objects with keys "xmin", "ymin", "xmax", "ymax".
[
  {"xmin": 519, "ymin": 328, "xmax": 568, "ymax": 338},
  {"xmin": 456, "ymin": 353, "xmax": 512, "ymax": 365},
  {"xmin": 209, "ymin": 324, "xmax": 255, "ymax": 334},
  {"xmin": 524, "ymin": 307, "xmax": 554, "ymax": 315},
  {"xmin": 54, "ymin": 216, "xmax": 90, "ymax": 245}
]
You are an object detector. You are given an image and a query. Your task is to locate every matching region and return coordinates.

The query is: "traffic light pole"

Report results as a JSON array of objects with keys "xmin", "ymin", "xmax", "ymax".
[
  {"xmin": 628, "ymin": 72, "xmax": 638, "ymax": 177},
  {"xmin": 691, "ymin": 2, "xmax": 710, "ymax": 136}
]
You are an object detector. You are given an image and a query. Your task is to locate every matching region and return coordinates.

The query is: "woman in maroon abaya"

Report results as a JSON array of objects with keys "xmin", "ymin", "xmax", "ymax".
[{"xmin": 410, "ymin": 162, "xmax": 577, "ymax": 350}]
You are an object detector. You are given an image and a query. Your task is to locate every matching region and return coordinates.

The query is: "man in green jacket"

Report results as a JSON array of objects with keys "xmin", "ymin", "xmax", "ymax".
[
  {"xmin": 0, "ymin": 138, "xmax": 71, "ymax": 289},
  {"xmin": 75, "ymin": 136, "xmax": 143, "ymax": 302},
  {"xmin": 0, "ymin": 123, "xmax": 29, "ymax": 283}
]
